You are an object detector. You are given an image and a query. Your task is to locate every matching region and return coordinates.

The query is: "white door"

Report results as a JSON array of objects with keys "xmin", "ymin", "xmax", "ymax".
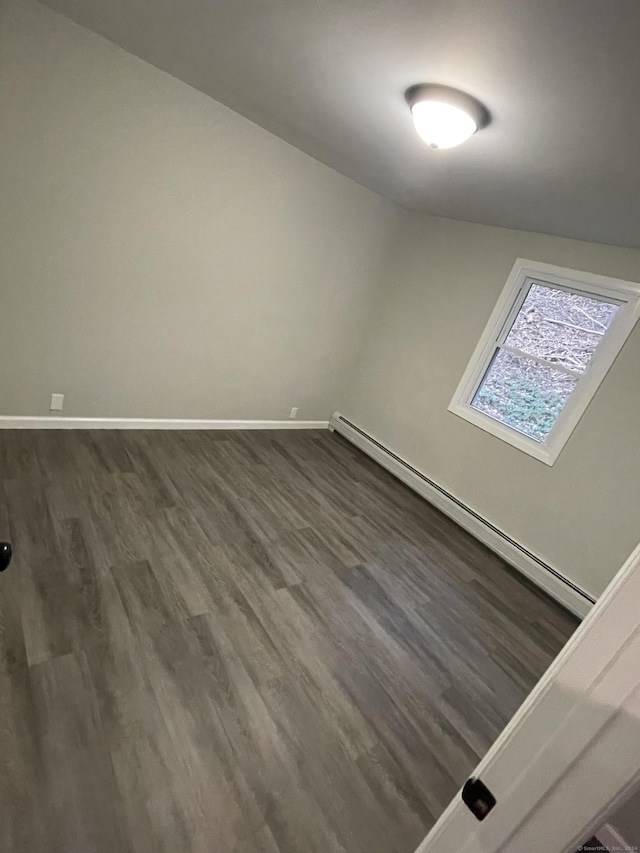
[{"xmin": 414, "ymin": 542, "xmax": 640, "ymax": 853}]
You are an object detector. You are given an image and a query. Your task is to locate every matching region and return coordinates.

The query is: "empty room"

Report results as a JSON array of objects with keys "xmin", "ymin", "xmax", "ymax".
[{"xmin": 1, "ymin": 0, "xmax": 640, "ymax": 851}]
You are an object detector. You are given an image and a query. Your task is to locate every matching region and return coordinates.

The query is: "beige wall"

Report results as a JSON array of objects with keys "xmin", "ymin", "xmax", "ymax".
[
  {"xmin": 342, "ymin": 213, "xmax": 640, "ymax": 598},
  {"xmin": 0, "ymin": 0, "xmax": 399, "ymax": 421}
]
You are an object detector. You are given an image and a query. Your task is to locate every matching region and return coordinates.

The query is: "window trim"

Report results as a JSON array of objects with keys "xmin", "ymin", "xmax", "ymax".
[{"xmin": 448, "ymin": 258, "xmax": 640, "ymax": 465}]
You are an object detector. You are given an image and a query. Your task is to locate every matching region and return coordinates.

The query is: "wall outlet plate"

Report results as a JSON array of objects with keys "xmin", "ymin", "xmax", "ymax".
[
  {"xmin": 50, "ymin": 393, "xmax": 64, "ymax": 411},
  {"xmin": 289, "ymin": 407, "xmax": 298, "ymax": 419}
]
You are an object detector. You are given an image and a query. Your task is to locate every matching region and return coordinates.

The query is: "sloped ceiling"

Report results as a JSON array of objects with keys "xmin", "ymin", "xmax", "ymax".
[{"xmin": 40, "ymin": 0, "xmax": 640, "ymax": 247}]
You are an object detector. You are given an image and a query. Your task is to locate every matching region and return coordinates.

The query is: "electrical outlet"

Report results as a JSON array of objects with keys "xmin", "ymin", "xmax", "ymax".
[
  {"xmin": 289, "ymin": 407, "xmax": 298, "ymax": 419},
  {"xmin": 50, "ymin": 393, "xmax": 64, "ymax": 412}
]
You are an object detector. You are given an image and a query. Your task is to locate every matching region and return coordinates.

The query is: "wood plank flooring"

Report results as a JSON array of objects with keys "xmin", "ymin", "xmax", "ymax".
[{"xmin": 0, "ymin": 428, "xmax": 578, "ymax": 853}]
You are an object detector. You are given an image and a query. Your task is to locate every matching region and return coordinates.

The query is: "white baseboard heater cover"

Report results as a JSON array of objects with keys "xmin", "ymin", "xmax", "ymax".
[{"xmin": 329, "ymin": 411, "xmax": 594, "ymax": 619}]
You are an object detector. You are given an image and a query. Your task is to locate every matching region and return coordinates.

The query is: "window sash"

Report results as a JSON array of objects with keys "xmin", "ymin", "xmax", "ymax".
[
  {"xmin": 471, "ymin": 345, "xmax": 580, "ymax": 443},
  {"xmin": 471, "ymin": 280, "xmax": 622, "ymax": 438}
]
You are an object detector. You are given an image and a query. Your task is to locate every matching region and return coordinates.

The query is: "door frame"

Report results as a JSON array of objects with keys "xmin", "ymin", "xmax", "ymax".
[{"xmin": 414, "ymin": 541, "xmax": 640, "ymax": 853}]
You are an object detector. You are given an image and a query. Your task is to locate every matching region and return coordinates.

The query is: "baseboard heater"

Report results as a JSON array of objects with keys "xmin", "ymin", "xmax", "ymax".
[{"xmin": 329, "ymin": 412, "xmax": 595, "ymax": 619}]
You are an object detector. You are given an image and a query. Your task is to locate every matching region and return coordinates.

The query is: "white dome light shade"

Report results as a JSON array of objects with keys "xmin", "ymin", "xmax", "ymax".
[
  {"xmin": 411, "ymin": 100, "xmax": 477, "ymax": 149},
  {"xmin": 406, "ymin": 85, "xmax": 489, "ymax": 150}
]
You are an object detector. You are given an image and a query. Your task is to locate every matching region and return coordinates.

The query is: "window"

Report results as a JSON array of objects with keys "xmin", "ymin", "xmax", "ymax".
[{"xmin": 449, "ymin": 259, "xmax": 640, "ymax": 465}]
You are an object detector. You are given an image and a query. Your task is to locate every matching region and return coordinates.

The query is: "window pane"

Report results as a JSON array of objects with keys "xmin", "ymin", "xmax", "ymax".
[
  {"xmin": 471, "ymin": 348, "xmax": 577, "ymax": 441},
  {"xmin": 504, "ymin": 282, "xmax": 618, "ymax": 372}
]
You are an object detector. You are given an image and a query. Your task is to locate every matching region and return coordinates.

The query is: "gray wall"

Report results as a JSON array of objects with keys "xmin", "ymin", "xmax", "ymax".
[
  {"xmin": 0, "ymin": 0, "xmax": 399, "ymax": 421},
  {"xmin": 342, "ymin": 213, "xmax": 640, "ymax": 598}
]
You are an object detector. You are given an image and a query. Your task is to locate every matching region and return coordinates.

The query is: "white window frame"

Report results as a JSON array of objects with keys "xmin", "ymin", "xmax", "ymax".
[{"xmin": 448, "ymin": 258, "xmax": 640, "ymax": 465}]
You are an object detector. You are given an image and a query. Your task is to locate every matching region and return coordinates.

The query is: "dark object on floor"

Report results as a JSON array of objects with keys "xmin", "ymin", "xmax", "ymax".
[
  {"xmin": 0, "ymin": 541, "xmax": 11, "ymax": 571},
  {"xmin": 0, "ymin": 428, "xmax": 578, "ymax": 852}
]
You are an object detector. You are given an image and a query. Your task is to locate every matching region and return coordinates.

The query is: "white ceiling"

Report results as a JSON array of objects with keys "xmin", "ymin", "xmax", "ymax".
[{"xmin": 40, "ymin": 0, "xmax": 640, "ymax": 248}]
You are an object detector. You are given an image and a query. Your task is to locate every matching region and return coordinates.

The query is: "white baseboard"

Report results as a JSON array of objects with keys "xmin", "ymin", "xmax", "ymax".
[
  {"xmin": 596, "ymin": 822, "xmax": 630, "ymax": 851},
  {"xmin": 330, "ymin": 411, "xmax": 594, "ymax": 619},
  {"xmin": 0, "ymin": 416, "xmax": 329, "ymax": 430}
]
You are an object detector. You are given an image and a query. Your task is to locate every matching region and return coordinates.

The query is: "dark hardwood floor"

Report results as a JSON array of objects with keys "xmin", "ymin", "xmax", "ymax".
[{"xmin": 0, "ymin": 428, "xmax": 578, "ymax": 853}]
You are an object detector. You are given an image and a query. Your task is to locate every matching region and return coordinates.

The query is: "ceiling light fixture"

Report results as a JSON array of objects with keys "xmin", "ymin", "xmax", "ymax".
[{"xmin": 406, "ymin": 84, "xmax": 489, "ymax": 150}]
